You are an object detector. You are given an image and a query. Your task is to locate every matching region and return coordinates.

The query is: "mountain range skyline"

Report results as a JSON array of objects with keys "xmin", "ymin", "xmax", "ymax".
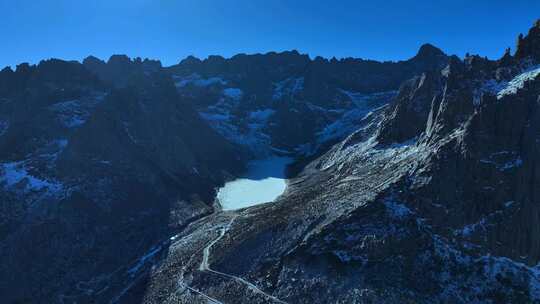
[
  {"xmin": 2, "ymin": 0, "xmax": 539, "ymax": 68},
  {"xmin": 3, "ymin": 3, "xmax": 540, "ymax": 302}
]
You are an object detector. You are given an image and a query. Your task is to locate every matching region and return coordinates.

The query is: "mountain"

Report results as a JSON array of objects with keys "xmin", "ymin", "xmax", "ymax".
[
  {"xmin": 165, "ymin": 47, "xmax": 448, "ymax": 155},
  {"xmin": 2, "ymin": 20, "xmax": 540, "ymax": 304},
  {"xmin": 0, "ymin": 41, "xmax": 448, "ymax": 303},
  {"xmin": 132, "ymin": 21, "xmax": 540, "ymax": 303},
  {"xmin": 0, "ymin": 58, "xmax": 243, "ymax": 302}
]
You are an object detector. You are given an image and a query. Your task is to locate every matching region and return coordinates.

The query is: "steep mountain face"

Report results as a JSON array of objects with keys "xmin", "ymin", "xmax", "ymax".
[
  {"xmin": 166, "ymin": 47, "xmax": 448, "ymax": 155},
  {"xmin": 0, "ymin": 59, "xmax": 243, "ymax": 302},
  {"xmin": 130, "ymin": 21, "xmax": 540, "ymax": 303}
]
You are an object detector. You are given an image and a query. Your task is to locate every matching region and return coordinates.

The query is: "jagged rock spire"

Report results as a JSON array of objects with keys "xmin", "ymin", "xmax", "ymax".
[
  {"xmin": 515, "ymin": 19, "xmax": 540, "ymax": 59},
  {"xmin": 415, "ymin": 43, "xmax": 446, "ymax": 59}
]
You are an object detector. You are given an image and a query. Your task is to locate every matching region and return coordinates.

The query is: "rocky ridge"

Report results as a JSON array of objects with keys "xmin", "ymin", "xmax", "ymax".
[
  {"xmin": 131, "ymin": 20, "xmax": 540, "ymax": 304},
  {"xmin": 0, "ymin": 58, "xmax": 243, "ymax": 302}
]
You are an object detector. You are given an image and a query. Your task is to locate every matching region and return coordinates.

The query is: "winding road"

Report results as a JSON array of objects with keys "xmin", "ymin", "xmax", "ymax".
[
  {"xmin": 180, "ymin": 282, "xmax": 224, "ymax": 304},
  {"xmin": 196, "ymin": 213, "xmax": 288, "ymax": 304}
]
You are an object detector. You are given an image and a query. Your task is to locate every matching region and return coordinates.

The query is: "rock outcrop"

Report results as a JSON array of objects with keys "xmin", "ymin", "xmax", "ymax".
[{"xmin": 516, "ymin": 19, "xmax": 540, "ymax": 60}]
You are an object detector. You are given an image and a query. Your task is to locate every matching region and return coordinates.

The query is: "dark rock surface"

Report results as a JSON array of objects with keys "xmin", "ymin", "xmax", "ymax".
[
  {"xmin": 3, "ymin": 20, "xmax": 540, "ymax": 304},
  {"xmin": 165, "ymin": 47, "xmax": 448, "ymax": 154},
  {"xmin": 516, "ymin": 20, "xmax": 540, "ymax": 60},
  {"xmin": 0, "ymin": 59, "xmax": 243, "ymax": 303}
]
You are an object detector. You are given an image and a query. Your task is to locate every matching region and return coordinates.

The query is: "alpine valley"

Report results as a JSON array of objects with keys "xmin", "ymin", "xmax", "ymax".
[{"xmin": 2, "ymin": 20, "xmax": 540, "ymax": 304}]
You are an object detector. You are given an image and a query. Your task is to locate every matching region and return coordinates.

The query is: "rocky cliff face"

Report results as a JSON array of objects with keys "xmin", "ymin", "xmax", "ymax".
[
  {"xmin": 165, "ymin": 47, "xmax": 448, "ymax": 155},
  {"xmin": 128, "ymin": 21, "xmax": 540, "ymax": 304},
  {"xmin": 0, "ymin": 58, "xmax": 243, "ymax": 303}
]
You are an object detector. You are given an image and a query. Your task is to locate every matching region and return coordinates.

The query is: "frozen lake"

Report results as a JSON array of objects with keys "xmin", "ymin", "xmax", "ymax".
[{"xmin": 217, "ymin": 156, "xmax": 293, "ymax": 211}]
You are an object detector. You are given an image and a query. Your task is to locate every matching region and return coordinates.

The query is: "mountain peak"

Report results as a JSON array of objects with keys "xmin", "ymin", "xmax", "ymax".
[
  {"xmin": 107, "ymin": 54, "xmax": 132, "ymax": 65},
  {"xmin": 515, "ymin": 19, "xmax": 540, "ymax": 59},
  {"xmin": 82, "ymin": 55, "xmax": 105, "ymax": 67},
  {"xmin": 415, "ymin": 43, "xmax": 446, "ymax": 59},
  {"xmin": 179, "ymin": 55, "xmax": 202, "ymax": 66}
]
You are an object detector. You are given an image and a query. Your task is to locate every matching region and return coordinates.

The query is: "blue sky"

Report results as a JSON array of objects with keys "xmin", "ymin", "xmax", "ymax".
[{"xmin": 1, "ymin": 0, "xmax": 539, "ymax": 68}]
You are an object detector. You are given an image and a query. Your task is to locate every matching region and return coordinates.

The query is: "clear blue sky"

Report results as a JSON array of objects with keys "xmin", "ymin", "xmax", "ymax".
[{"xmin": 1, "ymin": 0, "xmax": 539, "ymax": 68}]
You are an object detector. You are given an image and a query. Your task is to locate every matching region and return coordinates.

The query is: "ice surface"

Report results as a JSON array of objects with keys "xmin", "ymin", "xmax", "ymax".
[{"xmin": 217, "ymin": 157, "xmax": 293, "ymax": 210}]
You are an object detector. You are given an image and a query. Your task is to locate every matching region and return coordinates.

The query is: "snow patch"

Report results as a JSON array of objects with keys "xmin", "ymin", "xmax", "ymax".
[
  {"xmin": 0, "ymin": 120, "xmax": 8, "ymax": 136},
  {"xmin": 316, "ymin": 91, "xmax": 396, "ymax": 144},
  {"xmin": 474, "ymin": 65, "xmax": 540, "ymax": 103},
  {"xmin": 320, "ymin": 134, "xmax": 422, "ymax": 171},
  {"xmin": 38, "ymin": 139, "xmax": 69, "ymax": 164},
  {"xmin": 475, "ymin": 255, "xmax": 540, "ymax": 300},
  {"xmin": 500, "ymin": 157, "xmax": 523, "ymax": 171},
  {"xmin": 0, "ymin": 161, "xmax": 63, "ymax": 194},
  {"xmin": 461, "ymin": 218, "xmax": 488, "ymax": 237},
  {"xmin": 498, "ymin": 65, "xmax": 540, "ymax": 98},
  {"xmin": 504, "ymin": 201, "xmax": 515, "ymax": 208},
  {"xmin": 384, "ymin": 200, "xmax": 413, "ymax": 219},
  {"xmin": 123, "ymin": 122, "xmax": 140, "ymax": 144},
  {"xmin": 199, "ymin": 112, "xmax": 230, "ymax": 121},
  {"xmin": 249, "ymin": 109, "xmax": 275, "ymax": 121},
  {"xmin": 50, "ymin": 100, "xmax": 87, "ymax": 127},
  {"xmin": 479, "ymin": 151, "xmax": 523, "ymax": 171},
  {"xmin": 317, "ymin": 108, "xmax": 375, "ymax": 143},
  {"xmin": 272, "ymin": 77, "xmax": 304, "ymax": 100},
  {"xmin": 332, "ymin": 250, "xmax": 367, "ymax": 263},
  {"xmin": 174, "ymin": 73, "xmax": 227, "ymax": 88},
  {"xmin": 223, "ymin": 88, "xmax": 243, "ymax": 101},
  {"xmin": 49, "ymin": 94, "xmax": 105, "ymax": 128},
  {"xmin": 199, "ymin": 107, "xmax": 276, "ymax": 154},
  {"xmin": 128, "ymin": 245, "xmax": 162, "ymax": 277}
]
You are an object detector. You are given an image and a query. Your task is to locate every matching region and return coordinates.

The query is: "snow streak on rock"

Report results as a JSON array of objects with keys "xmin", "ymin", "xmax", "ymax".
[
  {"xmin": 316, "ymin": 90, "xmax": 396, "ymax": 144},
  {"xmin": 497, "ymin": 65, "xmax": 540, "ymax": 98},
  {"xmin": 474, "ymin": 64, "xmax": 540, "ymax": 104},
  {"xmin": 49, "ymin": 93, "xmax": 106, "ymax": 128},
  {"xmin": 0, "ymin": 161, "xmax": 63, "ymax": 195},
  {"xmin": 0, "ymin": 120, "xmax": 8, "ymax": 136},
  {"xmin": 272, "ymin": 77, "xmax": 304, "ymax": 101},
  {"xmin": 173, "ymin": 73, "xmax": 227, "ymax": 88}
]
